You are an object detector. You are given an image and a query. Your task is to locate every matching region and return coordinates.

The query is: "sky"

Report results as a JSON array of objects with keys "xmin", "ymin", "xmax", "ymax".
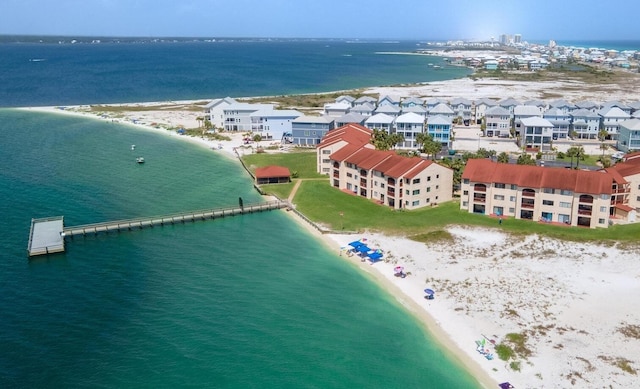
[{"xmin": 1, "ymin": 0, "xmax": 639, "ymax": 42}]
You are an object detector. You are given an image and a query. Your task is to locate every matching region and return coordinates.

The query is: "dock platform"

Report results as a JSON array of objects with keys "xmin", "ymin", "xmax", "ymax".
[
  {"xmin": 28, "ymin": 216, "xmax": 65, "ymax": 256},
  {"xmin": 27, "ymin": 200, "xmax": 287, "ymax": 257}
]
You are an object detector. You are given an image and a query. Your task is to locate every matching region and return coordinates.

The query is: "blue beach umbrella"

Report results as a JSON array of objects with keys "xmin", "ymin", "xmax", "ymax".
[
  {"xmin": 349, "ymin": 240, "xmax": 364, "ymax": 248},
  {"xmin": 357, "ymin": 245, "xmax": 371, "ymax": 253},
  {"xmin": 424, "ymin": 288, "xmax": 435, "ymax": 296}
]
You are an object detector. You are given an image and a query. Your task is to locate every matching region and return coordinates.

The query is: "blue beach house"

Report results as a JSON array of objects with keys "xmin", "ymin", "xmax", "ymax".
[{"xmin": 291, "ymin": 116, "xmax": 334, "ymax": 146}]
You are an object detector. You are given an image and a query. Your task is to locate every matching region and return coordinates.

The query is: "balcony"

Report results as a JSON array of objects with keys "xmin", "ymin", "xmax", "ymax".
[
  {"xmin": 333, "ymin": 170, "xmax": 340, "ymax": 179},
  {"xmin": 387, "ymin": 189, "xmax": 395, "ymax": 197},
  {"xmin": 522, "ymin": 190, "xmax": 536, "ymax": 198},
  {"xmin": 387, "ymin": 178, "xmax": 396, "ymax": 186},
  {"xmin": 333, "ymin": 162, "xmax": 339, "ymax": 169},
  {"xmin": 473, "ymin": 195, "xmax": 486, "ymax": 203},
  {"xmin": 360, "ymin": 179, "xmax": 367, "ymax": 187},
  {"xmin": 578, "ymin": 205, "xmax": 592, "ymax": 216},
  {"xmin": 579, "ymin": 195, "xmax": 594, "ymax": 204}
]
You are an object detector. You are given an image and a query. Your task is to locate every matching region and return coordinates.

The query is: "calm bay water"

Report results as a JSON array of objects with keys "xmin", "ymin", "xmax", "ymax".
[{"xmin": 0, "ymin": 40, "xmax": 480, "ymax": 388}]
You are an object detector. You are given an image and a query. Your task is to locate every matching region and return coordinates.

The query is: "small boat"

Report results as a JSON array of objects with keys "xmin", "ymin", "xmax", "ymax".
[
  {"xmin": 433, "ymin": 65, "xmax": 441, "ymax": 69},
  {"xmin": 131, "ymin": 144, "xmax": 136, "ymax": 150},
  {"xmin": 136, "ymin": 157, "xmax": 145, "ymax": 164}
]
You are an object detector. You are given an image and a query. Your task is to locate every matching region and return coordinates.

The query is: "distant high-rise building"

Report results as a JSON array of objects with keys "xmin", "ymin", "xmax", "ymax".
[{"xmin": 514, "ymin": 34, "xmax": 522, "ymax": 44}]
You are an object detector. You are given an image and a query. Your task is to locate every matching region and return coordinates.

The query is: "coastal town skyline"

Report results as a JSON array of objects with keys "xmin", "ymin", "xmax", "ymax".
[{"xmin": 2, "ymin": 0, "xmax": 640, "ymax": 41}]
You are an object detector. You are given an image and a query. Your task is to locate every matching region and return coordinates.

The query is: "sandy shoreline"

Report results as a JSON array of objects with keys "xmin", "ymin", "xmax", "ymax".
[{"xmin": 18, "ymin": 75, "xmax": 640, "ymax": 387}]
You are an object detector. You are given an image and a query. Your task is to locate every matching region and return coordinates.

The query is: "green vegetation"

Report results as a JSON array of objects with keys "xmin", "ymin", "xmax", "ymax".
[
  {"xmin": 372, "ymin": 129, "xmax": 404, "ymax": 150},
  {"xmin": 495, "ymin": 344, "xmax": 514, "ymax": 361},
  {"xmin": 244, "ymin": 152, "xmax": 640, "ymax": 243},
  {"xmin": 242, "ymin": 151, "xmax": 324, "ymax": 179}
]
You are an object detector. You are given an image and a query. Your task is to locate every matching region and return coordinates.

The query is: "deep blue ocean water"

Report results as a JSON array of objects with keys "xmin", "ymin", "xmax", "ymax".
[
  {"xmin": 0, "ymin": 40, "xmax": 470, "ymax": 107},
  {"xmin": 0, "ymin": 40, "xmax": 481, "ymax": 388}
]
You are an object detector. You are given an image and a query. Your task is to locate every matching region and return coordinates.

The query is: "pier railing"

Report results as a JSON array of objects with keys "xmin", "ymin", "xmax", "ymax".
[{"xmin": 62, "ymin": 200, "xmax": 287, "ymax": 237}]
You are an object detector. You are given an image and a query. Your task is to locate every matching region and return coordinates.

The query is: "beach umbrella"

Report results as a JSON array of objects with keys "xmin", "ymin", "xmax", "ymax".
[
  {"xmin": 348, "ymin": 240, "xmax": 364, "ymax": 248},
  {"xmin": 424, "ymin": 288, "xmax": 435, "ymax": 296},
  {"xmin": 394, "ymin": 266, "xmax": 404, "ymax": 273},
  {"xmin": 357, "ymin": 245, "xmax": 371, "ymax": 253}
]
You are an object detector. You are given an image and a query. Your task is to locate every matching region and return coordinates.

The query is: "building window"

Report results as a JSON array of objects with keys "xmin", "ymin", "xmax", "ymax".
[
  {"xmin": 412, "ymin": 200, "xmax": 420, "ymax": 206},
  {"xmin": 560, "ymin": 201, "xmax": 571, "ymax": 208},
  {"xmin": 561, "ymin": 189, "xmax": 572, "ymax": 196},
  {"xmin": 600, "ymin": 206, "xmax": 607, "ymax": 212},
  {"xmin": 600, "ymin": 194, "xmax": 609, "ymax": 200},
  {"xmin": 463, "ymin": 190, "xmax": 468, "ymax": 195},
  {"xmin": 322, "ymin": 168, "xmax": 329, "ymax": 173},
  {"xmin": 509, "ymin": 207, "xmax": 515, "ymax": 213},
  {"xmin": 494, "ymin": 194, "xmax": 504, "ymax": 200},
  {"xmin": 322, "ymin": 149, "xmax": 331, "ymax": 154},
  {"xmin": 463, "ymin": 179, "xmax": 469, "ymax": 184},
  {"xmin": 436, "ymin": 185, "xmax": 439, "ymax": 190},
  {"xmin": 406, "ymin": 190, "xmax": 410, "ymax": 195},
  {"xmin": 511, "ymin": 184, "xmax": 517, "ymax": 190},
  {"xmin": 543, "ymin": 188, "xmax": 554, "ymax": 194},
  {"xmin": 599, "ymin": 218, "xmax": 606, "ymax": 224},
  {"xmin": 436, "ymin": 174, "xmax": 440, "ymax": 179},
  {"xmin": 347, "ymin": 173, "xmax": 352, "ymax": 178},
  {"xmin": 510, "ymin": 196, "xmax": 516, "ymax": 202},
  {"xmin": 413, "ymin": 178, "xmax": 421, "ymax": 184},
  {"xmin": 543, "ymin": 200, "xmax": 554, "ymax": 206},
  {"xmin": 428, "ymin": 176, "xmax": 432, "ymax": 181},
  {"xmin": 462, "ymin": 201, "xmax": 468, "ymax": 207},
  {"xmin": 495, "ymin": 183, "xmax": 506, "ymax": 189},
  {"xmin": 413, "ymin": 189, "xmax": 420, "ymax": 195}
]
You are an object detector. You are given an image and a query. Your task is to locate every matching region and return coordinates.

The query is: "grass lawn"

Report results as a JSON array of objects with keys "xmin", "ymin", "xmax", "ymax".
[
  {"xmin": 555, "ymin": 154, "xmax": 601, "ymax": 167},
  {"xmin": 260, "ymin": 181, "xmax": 296, "ymax": 200},
  {"xmin": 293, "ymin": 180, "xmax": 640, "ymax": 243},
  {"xmin": 242, "ymin": 151, "xmax": 324, "ymax": 179}
]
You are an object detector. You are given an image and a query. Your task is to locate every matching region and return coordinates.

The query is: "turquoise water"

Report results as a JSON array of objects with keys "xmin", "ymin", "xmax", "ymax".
[{"xmin": 0, "ymin": 110, "xmax": 480, "ymax": 388}]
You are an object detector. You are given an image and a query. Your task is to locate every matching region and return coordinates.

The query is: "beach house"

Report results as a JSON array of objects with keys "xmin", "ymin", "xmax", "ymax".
[
  {"xmin": 484, "ymin": 106, "xmax": 511, "ymax": 137},
  {"xmin": 204, "ymin": 97, "xmax": 238, "ymax": 129},
  {"xmin": 599, "ymin": 106, "xmax": 630, "ymax": 140},
  {"xmin": 543, "ymin": 107, "xmax": 572, "ymax": 140},
  {"xmin": 395, "ymin": 112, "xmax": 426, "ymax": 149},
  {"xmin": 570, "ymin": 109, "xmax": 601, "ymax": 139},
  {"xmin": 249, "ymin": 109, "xmax": 302, "ymax": 141},
  {"xmin": 291, "ymin": 115, "xmax": 335, "ymax": 146},
  {"xmin": 223, "ymin": 103, "xmax": 275, "ymax": 132},
  {"xmin": 364, "ymin": 113, "xmax": 395, "ymax": 133},
  {"xmin": 426, "ymin": 115, "xmax": 452, "ymax": 147},
  {"xmin": 449, "ymin": 98, "xmax": 473, "ymax": 125},
  {"xmin": 474, "ymin": 97, "xmax": 498, "ymax": 124},
  {"xmin": 460, "ymin": 159, "xmax": 630, "ymax": 228},
  {"xmin": 616, "ymin": 119, "xmax": 640, "ymax": 153},
  {"xmin": 519, "ymin": 117, "xmax": 554, "ymax": 151}
]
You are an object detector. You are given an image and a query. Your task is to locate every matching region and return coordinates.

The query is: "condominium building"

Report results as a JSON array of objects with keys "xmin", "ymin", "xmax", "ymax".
[
  {"xmin": 317, "ymin": 124, "xmax": 453, "ymax": 210},
  {"xmin": 460, "ymin": 159, "xmax": 632, "ymax": 228}
]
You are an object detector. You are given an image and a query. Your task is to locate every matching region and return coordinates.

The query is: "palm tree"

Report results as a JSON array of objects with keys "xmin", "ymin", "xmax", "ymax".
[
  {"xmin": 497, "ymin": 152, "xmax": 510, "ymax": 163},
  {"xmin": 574, "ymin": 145, "xmax": 585, "ymax": 169},
  {"xmin": 598, "ymin": 129, "xmax": 609, "ymax": 157},
  {"xmin": 566, "ymin": 146, "xmax": 578, "ymax": 169}
]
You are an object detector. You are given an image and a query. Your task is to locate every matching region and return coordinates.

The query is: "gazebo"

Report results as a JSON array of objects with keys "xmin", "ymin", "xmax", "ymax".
[{"xmin": 255, "ymin": 165, "xmax": 291, "ymax": 184}]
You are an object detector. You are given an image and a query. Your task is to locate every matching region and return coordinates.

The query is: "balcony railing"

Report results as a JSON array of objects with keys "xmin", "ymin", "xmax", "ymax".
[
  {"xmin": 360, "ymin": 179, "xmax": 367, "ymax": 187},
  {"xmin": 333, "ymin": 171, "xmax": 339, "ymax": 178},
  {"xmin": 579, "ymin": 197, "xmax": 594, "ymax": 204},
  {"xmin": 474, "ymin": 186, "xmax": 487, "ymax": 192},
  {"xmin": 520, "ymin": 202, "xmax": 535, "ymax": 209},
  {"xmin": 473, "ymin": 196, "xmax": 486, "ymax": 203},
  {"xmin": 578, "ymin": 210, "xmax": 592, "ymax": 216},
  {"xmin": 522, "ymin": 191, "xmax": 536, "ymax": 197},
  {"xmin": 387, "ymin": 189, "xmax": 395, "ymax": 197}
]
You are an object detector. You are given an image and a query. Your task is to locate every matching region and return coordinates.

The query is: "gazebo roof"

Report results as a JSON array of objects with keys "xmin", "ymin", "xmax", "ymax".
[{"xmin": 255, "ymin": 165, "xmax": 291, "ymax": 179}]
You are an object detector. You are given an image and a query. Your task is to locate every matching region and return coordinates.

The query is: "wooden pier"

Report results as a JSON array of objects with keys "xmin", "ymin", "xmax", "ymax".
[{"xmin": 28, "ymin": 200, "xmax": 287, "ymax": 257}]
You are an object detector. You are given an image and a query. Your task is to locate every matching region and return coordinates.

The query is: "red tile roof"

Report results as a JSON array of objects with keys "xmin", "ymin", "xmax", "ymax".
[
  {"xmin": 255, "ymin": 165, "xmax": 291, "ymax": 178},
  {"xmin": 609, "ymin": 157, "xmax": 640, "ymax": 177},
  {"xmin": 462, "ymin": 159, "xmax": 615, "ymax": 195},
  {"xmin": 317, "ymin": 123, "xmax": 372, "ymax": 148},
  {"xmin": 329, "ymin": 143, "xmax": 362, "ymax": 162},
  {"xmin": 344, "ymin": 148, "xmax": 394, "ymax": 169}
]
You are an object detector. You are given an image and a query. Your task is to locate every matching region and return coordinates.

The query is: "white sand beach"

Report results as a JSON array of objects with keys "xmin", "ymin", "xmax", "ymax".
[
  {"xmin": 321, "ymin": 228, "xmax": 640, "ymax": 388},
  {"xmin": 21, "ymin": 74, "xmax": 640, "ymax": 388}
]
